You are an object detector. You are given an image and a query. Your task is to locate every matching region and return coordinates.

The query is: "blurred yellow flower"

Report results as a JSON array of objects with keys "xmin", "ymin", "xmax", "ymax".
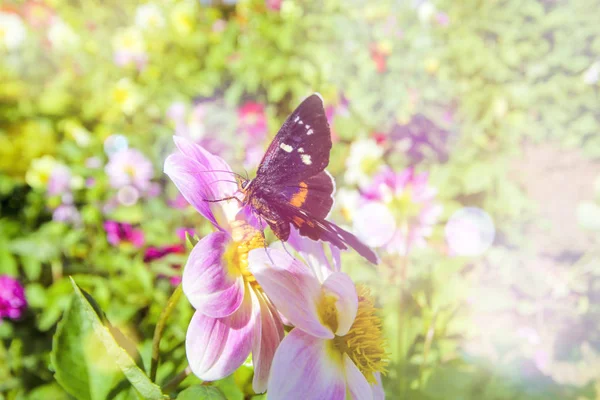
[
  {"xmin": 170, "ymin": 2, "xmax": 197, "ymax": 35},
  {"xmin": 26, "ymin": 155, "xmax": 59, "ymax": 190},
  {"xmin": 112, "ymin": 78, "xmax": 142, "ymax": 115}
]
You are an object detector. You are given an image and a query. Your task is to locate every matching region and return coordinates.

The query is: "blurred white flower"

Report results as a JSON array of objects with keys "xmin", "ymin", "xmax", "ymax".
[
  {"xmin": 0, "ymin": 12, "xmax": 27, "ymax": 51},
  {"xmin": 135, "ymin": 4, "xmax": 165, "ymax": 30},
  {"xmin": 583, "ymin": 61, "xmax": 599, "ymax": 85},
  {"xmin": 48, "ymin": 18, "xmax": 79, "ymax": 51},
  {"xmin": 335, "ymin": 187, "xmax": 360, "ymax": 222},
  {"xmin": 344, "ymin": 138, "xmax": 384, "ymax": 188},
  {"xmin": 112, "ymin": 27, "xmax": 147, "ymax": 70}
]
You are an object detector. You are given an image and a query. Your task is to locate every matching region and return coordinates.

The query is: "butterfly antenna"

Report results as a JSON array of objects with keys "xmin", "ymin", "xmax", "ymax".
[
  {"xmin": 208, "ymin": 179, "xmax": 239, "ymax": 186},
  {"xmin": 280, "ymin": 240, "xmax": 294, "ymax": 259},
  {"xmin": 196, "ymin": 169, "xmax": 246, "ymax": 180}
]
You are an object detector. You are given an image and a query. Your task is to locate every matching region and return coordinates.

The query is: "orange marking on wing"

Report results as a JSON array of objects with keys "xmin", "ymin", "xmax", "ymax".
[
  {"xmin": 292, "ymin": 216, "xmax": 305, "ymax": 226},
  {"xmin": 290, "ymin": 182, "xmax": 309, "ymax": 207}
]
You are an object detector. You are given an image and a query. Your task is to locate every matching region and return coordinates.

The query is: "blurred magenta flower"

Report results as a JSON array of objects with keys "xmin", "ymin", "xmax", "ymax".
[
  {"xmin": 238, "ymin": 102, "xmax": 267, "ymax": 140},
  {"xmin": 164, "ymin": 136, "xmax": 283, "ymax": 392},
  {"xmin": 354, "ymin": 167, "xmax": 442, "ymax": 255},
  {"xmin": 104, "ymin": 221, "xmax": 145, "ymax": 248},
  {"xmin": 143, "ymin": 244, "xmax": 185, "ymax": 263},
  {"xmin": 105, "ymin": 149, "xmax": 154, "ymax": 191},
  {"xmin": 0, "ymin": 275, "xmax": 27, "ymax": 321},
  {"xmin": 249, "ymin": 248, "xmax": 387, "ymax": 399}
]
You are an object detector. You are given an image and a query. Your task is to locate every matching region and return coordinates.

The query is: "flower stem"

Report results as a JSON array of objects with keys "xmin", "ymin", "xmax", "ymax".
[
  {"xmin": 162, "ymin": 366, "xmax": 191, "ymax": 393},
  {"xmin": 150, "ymin": 284, "xmax": 183, "ymax": 382}
]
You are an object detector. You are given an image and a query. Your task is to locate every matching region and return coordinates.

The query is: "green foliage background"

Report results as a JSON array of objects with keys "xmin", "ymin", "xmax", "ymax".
[{"xmin": 1, "ymin": 0, "xmax": 599, "ymax": 399}]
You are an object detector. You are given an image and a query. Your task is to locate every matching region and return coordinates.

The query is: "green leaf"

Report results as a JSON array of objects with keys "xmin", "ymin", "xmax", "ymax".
[
  {"xmin": 52, "ymin": 277, "xmax": 166, "ymax": 400},
  {"xmin": 176, "ymin": 386, "xmax": 227, "ymax": 400}
]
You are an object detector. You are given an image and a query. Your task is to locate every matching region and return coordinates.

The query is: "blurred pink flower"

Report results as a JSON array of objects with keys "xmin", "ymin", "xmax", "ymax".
[
  {"xmin": 104, "ymin": 221, "xmax": 145, "ymax": 248},
  {"xmin": 164, "ymin": 136, "xmax": 283, "ymax": 392},
  {"xmin": 435, "ymin": 12, "xmax": 450, "ymax": 26},
  {"xmin": 354, "ymin": 167, "xmax": 442, "ymax": 255},
  {"xmin": 22, "ymin": 1, "xmax": 54, "ymax": 29},
  {"xmin": 238, "ymin": 102, "xmax": 267, "ymax": 140},
  {"xmin": 105, "ymin": 149, "xmax": 154, "ymax": 191},
  {"xmin": 53, "ymin": 204, "xmax": 81, "ymax": 226},
  {"xmin": 47, "ymin": 164, "xmax": 71, "ymax": 196},
  {"xmin": 266, "ymin": 0, "xmax": 282, "ymax": 11},
  {"xmin": 248, "ymin": 248, "xmax": 387, "ymax": 399},
  {"xmin": 0, "ymin": 275, "xmax": 27, "ymax": 321}
]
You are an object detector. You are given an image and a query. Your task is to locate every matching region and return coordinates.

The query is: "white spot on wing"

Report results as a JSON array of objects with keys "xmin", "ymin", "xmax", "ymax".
[
  {"xmin": 279, "ymin": 143, "xmax": 293, "ymax": 153},
  {"xmin": 306, "ymin": 124, "xmax": 311, "ymax": 129},
  {"xmin": 298, "ymin": 120, "xmax": 304, "ymax": 125},
  {"xmin": 294, "ymin": 116, "xmax": 299, "ymax": 122},
  {"xmin": 298, "ymin": 147, "xmax": 305, "ymax": 153},
  {"xmin": 307, "ymin": 129, "xmax": 314, "ymax": 135},
  {"xmin": 301, "ymin": 154, "xmax": 312, "ymax": 165}
]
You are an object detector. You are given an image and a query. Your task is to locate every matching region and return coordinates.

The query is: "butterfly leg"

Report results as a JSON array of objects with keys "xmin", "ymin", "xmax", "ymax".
[
  {"xmin": 280, "ymin": 240, "xmax": 294, "ymax": 260},
  {"xmin": 202, "ymin": 195, "xmax": 243, "ymax": 205}
]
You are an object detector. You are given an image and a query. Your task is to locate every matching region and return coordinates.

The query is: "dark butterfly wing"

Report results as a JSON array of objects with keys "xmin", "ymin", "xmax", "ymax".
[
  {"xmin": 286, "ymin": 205, "xmax": 379, "ymax": 264},
  {"xmin": 280, "ymin": 170, "xmax": 335, "ymax": 220},
  {"xmin": 254, "ymin": 94, "xmax": 332, "ymax": 186}
]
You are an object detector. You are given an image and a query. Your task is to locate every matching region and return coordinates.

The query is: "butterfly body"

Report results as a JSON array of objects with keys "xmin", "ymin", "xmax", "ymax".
[{"xmin": 237, "ymin": 94, "xmax": 378, "ymax": 264}]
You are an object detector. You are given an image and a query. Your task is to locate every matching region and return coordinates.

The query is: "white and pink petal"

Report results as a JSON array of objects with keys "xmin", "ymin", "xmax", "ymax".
[
  {"xmin": 344, "ymin": 354, "xmax": 372, "ymax": 400},
  {"xmin": 186, "ymin": 284, "xmax": 257, "ymax": 381},
  {"xmin": 251, "ymin": 291, "xmax": 284, "ymax": 393},
  {"xmin": 182, "ymin": 232, "xmax": 244, "ymax": 318},
  {"xmin": 248, "ymin": 248, "xmax": 333, "ymax": 339},
  {"xmin": 322, "ymin": 272, "xmax": 358, "ymax": 336},
  {"xmin": 268, "ymin": 329, "xmax": 346, "ymax": 400}
]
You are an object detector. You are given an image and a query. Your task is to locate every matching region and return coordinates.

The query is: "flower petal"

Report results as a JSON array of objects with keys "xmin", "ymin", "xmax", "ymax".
[
  {"xmin": 344, "ymin": 354, "xmax": 372, "ymax": 400},
  {"xmin": 322, "ymin": 272, "xmax": 358, "ymax": 336},
  {"xmin": 182, "ymin": 232, "xmax": 244, "ymax": 318},
  {"xmin": 164, "ymin": 153, "xmax": 220, "ymax": 228},
  {"xmin": 248, "ymin": 248, "xmax": 334, "ymax": 339},
  {"xmin": 371, "ymin": 373, "xmax": 385, "ymax": 400},
  {"xmin": 268, "ymin": 329, "xmax": 346, "ymax": 400},
  {"xmin": 173, "ymin": 136, "xmax": 237, "ymax": 196},
  {"xmin": 354, "ymin": 202, "xmax": 396, "ymax": 248},
  {"xmin": 251, "ymin": 292, "xmax": 284, "ymax": 393},
  {"xmin": 186, "ymin": 284, "xmax": 257, "ymax": 381}
]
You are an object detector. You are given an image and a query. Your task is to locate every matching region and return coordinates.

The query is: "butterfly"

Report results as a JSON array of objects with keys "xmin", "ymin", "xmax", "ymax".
[{"xmin": 236, "ymin": 93, "xmax": 378, "ymax": 264}]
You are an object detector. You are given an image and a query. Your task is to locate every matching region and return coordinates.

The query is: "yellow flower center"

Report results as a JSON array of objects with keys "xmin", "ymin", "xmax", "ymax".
[
  {"xmin": 359, "ymin": 157, "xmax": 380, "ymax": 176},
  {"xmin": 223, "ymin": 222, "xmax": 265, "ymax": 287},
  {"xmin": 332, "ymin": 285, "xmax": 388, "ymax": 384},
  {"xmin": 388, "ymin": 188, "xmax": 422, "ymax": 221},
  {"xmin": 318, "ymin": 293, "xmax": 339, "ymax": 333}
]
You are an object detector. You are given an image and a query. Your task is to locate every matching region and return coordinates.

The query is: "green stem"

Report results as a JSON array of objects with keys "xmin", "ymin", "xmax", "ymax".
[
  {"xmin": 162, "ymin": 366, "xmax": 191, "ymax": 393},
  {"xmin": 150, "ymin": 284, "xmax": 183, "ymax": 382}
]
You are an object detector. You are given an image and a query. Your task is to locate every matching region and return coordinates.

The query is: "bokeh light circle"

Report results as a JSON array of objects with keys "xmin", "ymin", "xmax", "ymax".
[
  {"xmin": 445, "ymin": 207, "xmax": 495, "ymax": 256},
  {"xmin": 104, "ymin": 134, "xmax": 128, "ymax": 156}
]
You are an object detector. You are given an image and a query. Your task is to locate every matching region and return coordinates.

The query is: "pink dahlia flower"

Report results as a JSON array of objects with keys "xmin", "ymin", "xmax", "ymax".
[
  {"xmin": 354, "ymin": 167, "xmax": 442, "ymax": 256},
  {"xmin": 248, "ymin": 248, "xmax": 387, "ymax": 399},
  {"xmin": 0, "ymin": 275, "xmax": 27, "ymax": 321},
  {"xmin": 164, "ymin": 136, "xmax": 283, "ymax": 393}
]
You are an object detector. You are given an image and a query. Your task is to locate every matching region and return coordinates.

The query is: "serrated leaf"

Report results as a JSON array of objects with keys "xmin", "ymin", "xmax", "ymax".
[
  {"xmin": 52, "ymin": 278, "xmax": 166, "ymax": 400},
  {"xmin": 176, "ymin": 386, "xmax": 227, "ymax": 400}
]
